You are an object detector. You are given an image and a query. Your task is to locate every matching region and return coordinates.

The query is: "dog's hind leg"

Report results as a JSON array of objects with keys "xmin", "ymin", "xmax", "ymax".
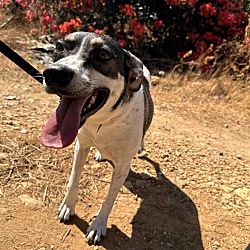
[
  {"xmin": 58, "ymin": 138, "xmax": 90, "ymax": 221},
  {"xmin": 86, "ymin": 161, "xmax": 131, "ymax": 244}
]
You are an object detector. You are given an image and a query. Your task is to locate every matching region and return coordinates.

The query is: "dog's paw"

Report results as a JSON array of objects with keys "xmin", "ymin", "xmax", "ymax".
[
  {"xmin": 58, "ymin": 199, "xmax": 76, "ymax": 222},
  {"xmin": 86, "ymin": 215, "xmax": 108, "ymax": 244}
]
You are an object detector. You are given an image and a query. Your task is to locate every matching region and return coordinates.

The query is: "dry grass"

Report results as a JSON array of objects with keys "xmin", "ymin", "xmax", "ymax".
[
  {"xmin": 151, "ymin": 69, "xmax": 250, "ymax": 136},
  {"xmin": 166, "ymin": 72, "xmax": 248, "ymax": 103}
]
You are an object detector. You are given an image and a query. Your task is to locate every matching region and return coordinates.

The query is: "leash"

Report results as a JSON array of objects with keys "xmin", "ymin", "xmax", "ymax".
[{"xmin": 0, "ymin": 40, "xmax": 44, "ymax": 84}]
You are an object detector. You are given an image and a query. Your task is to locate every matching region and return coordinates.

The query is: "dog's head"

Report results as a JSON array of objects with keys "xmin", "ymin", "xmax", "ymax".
[{"xmin": 41, "ymin": 32, "xmax": 144, "ymax": 149}]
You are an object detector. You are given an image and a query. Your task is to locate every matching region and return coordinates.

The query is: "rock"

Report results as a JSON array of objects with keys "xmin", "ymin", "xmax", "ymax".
[
  {"xmin": 220, "ymin": 184, "xmax": 234, "ymax": 193},
  {"xmin": 4, "ymin": 95, "xmax": 19, "ymax": 100},
  {"xmin": 20, "ymin": 129, "xmax": 29, "ymax": 134},
  {"xmin": 176, "ymin": 151, "xmax": 182, "ymax": 157},
  {"xmin": 236, "ymin": 154, "xmax": 242, "ymax": 160},
  {"xmin": 234, "ymin": 187, "xmax": 250, "ymax": 204},
  {"xmin": 214, "ymin": 241, "xmax": 220, "ymax": 248},
  {"xmin": 18, "ymin": 194, "xmax": 43, "ymax": 209}
]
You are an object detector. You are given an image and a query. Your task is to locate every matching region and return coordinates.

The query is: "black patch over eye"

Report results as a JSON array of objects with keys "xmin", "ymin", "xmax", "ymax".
[
  {"xmin": 97, "ymin": 49, "xmax": 112, "ymax": 60},
  {"xmin": 55, "ymin": 42, "xmax": 64, "ymax": 52}
]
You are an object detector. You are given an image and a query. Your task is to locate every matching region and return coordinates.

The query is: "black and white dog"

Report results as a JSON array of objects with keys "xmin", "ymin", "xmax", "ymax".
[{"xmin": 41, "ymin": 32, "xmax": 154, "ymax": 244}]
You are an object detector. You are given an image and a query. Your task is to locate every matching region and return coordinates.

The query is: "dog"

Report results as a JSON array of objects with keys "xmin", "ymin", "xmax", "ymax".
[{"xmin": 41, "ymin": 31, "xmax": 154, "ymax": 244}]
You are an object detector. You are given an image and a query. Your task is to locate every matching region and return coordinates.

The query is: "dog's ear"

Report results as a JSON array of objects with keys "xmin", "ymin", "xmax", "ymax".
[{"xmin": 124, "ymin": 50, "xmax": 143, "ymax": 92}]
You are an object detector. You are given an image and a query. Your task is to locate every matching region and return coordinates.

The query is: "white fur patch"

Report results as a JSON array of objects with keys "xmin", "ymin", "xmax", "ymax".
[{"xmin": 90, "ymin": 37, "xmax": 104, "ymax": 46}]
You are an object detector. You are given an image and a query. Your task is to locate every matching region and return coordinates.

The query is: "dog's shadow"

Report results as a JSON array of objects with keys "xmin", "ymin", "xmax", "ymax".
[{"xmin": 69, "ymin": 155, "xmax": 204, "ymax": 250}]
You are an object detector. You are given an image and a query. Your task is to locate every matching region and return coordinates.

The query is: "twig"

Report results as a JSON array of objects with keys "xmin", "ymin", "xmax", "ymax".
[
  {"xmin": 0, "ymin": 16, "xmax": 14, "ymax": 29},
  {"xmin": 61, "ymin": 228, "xmax": 71, "ymax": 243},
  {"xmin": 43, "ymin": 186, "xmax": 48, "ymax": 202},
  {"xmin": 5, "ymin": 167, "xmax": 14, "ymax": 180},
  {"xmin": 0, "ymin": 143, "xmax": 14, "ymax": 152},
  {"xmin": 30, "ymin": 145, "xmax": 42, "ymax": 152}
]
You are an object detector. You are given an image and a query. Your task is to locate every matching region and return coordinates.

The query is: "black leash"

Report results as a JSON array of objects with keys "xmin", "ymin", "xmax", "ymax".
[{"xmin": 0, "ymin": 40, "xmax": 44, "ymax": 84}]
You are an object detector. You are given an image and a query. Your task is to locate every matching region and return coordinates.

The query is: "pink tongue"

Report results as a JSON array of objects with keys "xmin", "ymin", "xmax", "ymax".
[{"xmin": 40, "ymin": 96, "xmax": 88, "ymax": 149}]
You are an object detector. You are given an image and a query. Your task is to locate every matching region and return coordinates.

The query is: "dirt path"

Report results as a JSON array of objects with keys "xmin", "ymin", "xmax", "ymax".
[{"xmin": 0, "ymin": 47, "xmax": 250, "ymax": 250}]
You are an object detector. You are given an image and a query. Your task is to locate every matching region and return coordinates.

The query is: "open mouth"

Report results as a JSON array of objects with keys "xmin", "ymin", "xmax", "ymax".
[
  {"xmin": 40, "ymin": 88, "xmax": 109, "ymax": 149},
  {"xmin": 80, "ymin": 88, "xmax": 110, "ymax": 125}
]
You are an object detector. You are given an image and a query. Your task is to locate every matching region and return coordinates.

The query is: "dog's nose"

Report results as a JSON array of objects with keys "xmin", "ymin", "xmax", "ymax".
[{"xmin": 43, "ymin": 65, "xmax": 74, "ymax": 87}]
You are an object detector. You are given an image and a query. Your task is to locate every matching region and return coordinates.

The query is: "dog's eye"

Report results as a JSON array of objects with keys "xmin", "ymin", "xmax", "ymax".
[
  {"xmin": 98, "ymin": 50, "xmax": 112, "ymax": 60},
  {"xmin": 55, "ymin": 42, "xmax": 64, "ymax": 52}
]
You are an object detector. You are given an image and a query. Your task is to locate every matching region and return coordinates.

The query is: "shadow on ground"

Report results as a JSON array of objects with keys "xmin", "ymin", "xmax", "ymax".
[{"xmin": 68, "ymin": 155, "xmax": 204, "ymax": 250}]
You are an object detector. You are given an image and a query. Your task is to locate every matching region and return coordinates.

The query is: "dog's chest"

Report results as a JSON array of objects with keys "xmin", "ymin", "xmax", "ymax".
[{"xmin": 78, "ymin": 91, "xmax": 145, "ymax": 158}]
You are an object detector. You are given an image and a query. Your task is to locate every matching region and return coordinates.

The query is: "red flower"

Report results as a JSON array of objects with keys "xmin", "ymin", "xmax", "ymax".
[
  {"xmin": 167, "ymin": 0, "xmax": 179, "ymax": 6},
  {"xmin": 75, "ymin": 17, "xmax": 82, "ymax": 24},
  {"xmin": 187, "ymin": 0, "xmax": 198, "ymax": 8},
  {"xmin": 187, "ymin": 32, "xmax": 200, "ymax": 43},
  {"xmin": 218, "ymin": 11, "xmax": 236, "ymax": 26},
  {"xmin": 42, "ymin": 13, "xmax": 54, "ymax": 26},
  {"xmin": 95, "ymin": 29, "xmax": 104, "ymax": 34},
  {"xmin": 119, "ymin": 4, "xmax": 136, "ymax": 16},
  {"xmin": 30, "ymin": 28, "xmax": 37, "ymax": 33},
  {"xmin": 42, "ymin": 25, "xmax": 47, "ymax": 35},
  {"xmin": 203, "ymin": 32, "xmax": 214, "ymax": 41},
  {"xmin": 59, "ymin": 23, "xmax": 70, "ymax": 35},
  {"xmin": 88, "ymin": 25, "xmax": 94, "ymax": 32},
  {"xmin": 26, "ymin": 10, "xmax": 35, "ymax": 22},
  {"xmin": 1, "ymin": 0, "xmax": 11, "ymax": 7},
  {"xmin": 216, "ymin": 0, "xmax": 230, "ymax": 5},
  {"xmin": 200, "ymin": 3, "xmax": 216, "ymax": 18},
  {"xmin": 51, "ymin": 24, "xmax": 58, "ymax": 32},
  {"xmin": 118, "ymin": 39, "xmax": 126, "ymax": 47},
  {"xmin": 15, "ymin": 0, "xmax": 28, "ymax": 8},
  {"xmin": 154, "ymin": 20, "xmax": 163, "ymax": 28},
  {"xmin": 58, "ymin": 17, "xmax": 82, "ymax": 35}
]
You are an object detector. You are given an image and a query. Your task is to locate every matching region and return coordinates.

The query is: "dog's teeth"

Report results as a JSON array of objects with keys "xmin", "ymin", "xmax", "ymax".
[
  {"xmin": 89, "ymin": 96, "xmax": 96, "ymax": 104},
  {"xmin": 83, "ymin": 108, "xmax": 86, "ymax": 112},
  {"xmin": 87, "ymin": 104, "xmax": 92, "ymax": 109}
]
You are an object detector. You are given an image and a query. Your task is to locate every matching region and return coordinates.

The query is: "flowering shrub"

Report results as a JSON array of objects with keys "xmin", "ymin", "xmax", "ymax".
[{"xmin": 1, "ymin": 0, "xmax": 249, "ymax": 68}]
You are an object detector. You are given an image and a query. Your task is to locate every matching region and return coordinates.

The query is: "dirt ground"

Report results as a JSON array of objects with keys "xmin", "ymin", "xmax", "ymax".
[{"xmin": 0, "ymin": 28, "xmax": 250, "ymax": 250}]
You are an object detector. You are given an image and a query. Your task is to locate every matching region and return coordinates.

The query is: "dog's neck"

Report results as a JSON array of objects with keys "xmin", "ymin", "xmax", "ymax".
[{"xmin": 84, "ymin": 88, "xmax": 141, "ymax": 127}]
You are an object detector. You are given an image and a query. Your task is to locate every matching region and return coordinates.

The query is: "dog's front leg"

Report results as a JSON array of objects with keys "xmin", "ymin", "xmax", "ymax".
[
  {"xmin": 58, "ymin": 139, "xmax": 90, "ymax": 221},
  {"xmin": 86, "ymin": 161, "xmax": 131, "ymax": 244}
]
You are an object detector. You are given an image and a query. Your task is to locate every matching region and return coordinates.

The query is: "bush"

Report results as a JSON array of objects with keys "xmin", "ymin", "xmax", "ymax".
[{"xmin": 1, "ymin": 0, "xmax": 249, "ymax": 65}]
